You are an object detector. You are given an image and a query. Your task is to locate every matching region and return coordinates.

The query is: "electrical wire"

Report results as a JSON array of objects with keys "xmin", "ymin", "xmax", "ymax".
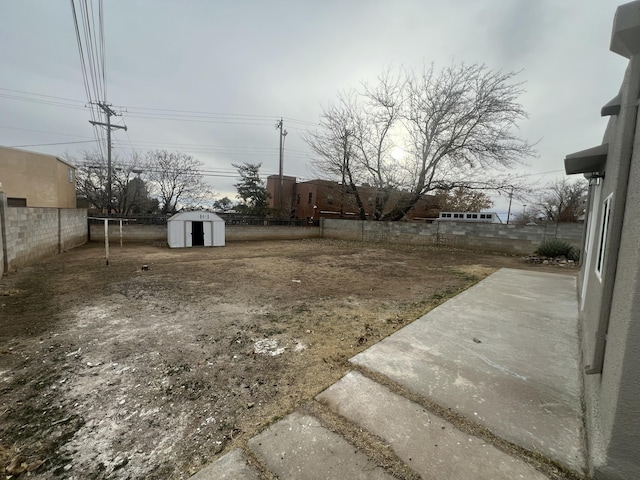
[
  {"xmin": 0, "ymin": 87, "xmax": 87, "ymax": 104},
  {"xmin": 70, "ymin": 0, "xmax": 107, "ymax": 159},
  {"xmin": 0, "ymin": 124, "xmax": 94, "ymax": 139},
  {"xmin": 9, "ymin": 140, "xmax": 97, "ymax": 147},
  {"xmin": 1, "ymin": 87, "xmax": 319, "ymax": 130}
]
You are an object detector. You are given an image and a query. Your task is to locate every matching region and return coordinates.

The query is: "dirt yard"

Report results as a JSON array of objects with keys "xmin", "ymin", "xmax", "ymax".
[{"xmin": 0, "ymin": 239, "xmax": 575, "ymax": 479}]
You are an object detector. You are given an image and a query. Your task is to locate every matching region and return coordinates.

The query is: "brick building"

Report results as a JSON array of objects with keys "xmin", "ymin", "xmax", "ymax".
[{"xmin": 267, "ymin": 175, "xmax": 439, "ymax": 221}]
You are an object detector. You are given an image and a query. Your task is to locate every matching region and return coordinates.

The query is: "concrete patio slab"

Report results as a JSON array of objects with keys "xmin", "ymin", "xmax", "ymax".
[
  {"xmin": 317, "ymin": 370, "xmax": 549, "ymax": 480},
  {"xmin": 247, "ymin": 411, "xmax": 395, "ymax": 480},
  {"xmin": 350, "ymin": 268, "xmax": 585, "ymax": 474},
  {"xmin": 189, "ymin": 449, "xmax": 261, "ymax": 480}
]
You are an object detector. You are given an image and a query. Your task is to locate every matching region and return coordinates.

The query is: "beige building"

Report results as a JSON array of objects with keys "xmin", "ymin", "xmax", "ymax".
[{"xmin": 0, "ymin": 146, "xmax": 77, "ymax": 208}]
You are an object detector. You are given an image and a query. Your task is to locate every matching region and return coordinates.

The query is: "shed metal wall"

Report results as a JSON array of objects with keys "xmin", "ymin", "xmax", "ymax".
[{"xmin": 167, "ymin": 211, "xmax": 225, "ymax": 248}]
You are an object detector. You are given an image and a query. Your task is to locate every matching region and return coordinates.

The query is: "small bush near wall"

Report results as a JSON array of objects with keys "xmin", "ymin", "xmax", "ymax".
[{"xmin": 535, "ymin": 239, "xmax": 574, "ymax": 258}]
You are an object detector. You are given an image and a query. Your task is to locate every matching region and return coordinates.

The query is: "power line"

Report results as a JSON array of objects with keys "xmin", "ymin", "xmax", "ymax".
[
  {"xmin": 71, "ymin": 0, "xmax": 113, "ymax": 160},
  {"xmin": 0, "ymin": 124, "xmax": 94, "ymax": 139},
  {"xmin": 110, "ymin": 139, "xmax": 308, "ymax": 154},
  {"xmin": 0, "ymin": 93, "xmax": 88, "ymax": 110},
  {"xmin": 9, "ymin": 140, "xmax": 96, "ymax": 147},
  {"xmin": 0, "ymin": 87, "xmax": 87, "ymax": 104},
  {"xmin": 1, "ymin": 87, "xmax": 320, "ymax": 129}
]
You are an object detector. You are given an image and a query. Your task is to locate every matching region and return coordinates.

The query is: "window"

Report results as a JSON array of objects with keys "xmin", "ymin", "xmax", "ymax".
[
  {"xmin": 595, "ymin": 194, "xmax": 612, "ymax": 281},
  {"xmin": 296, "ymin": 194, "xmax": 301, "ymax": 205},
  {"xmin": 68, "ymin": 168, "xmax": 74, "ymax": 183},
  {"xmin": 327, "ymin": 195, "xmax": 333, "ymax": 205},
  {"xmin": 7, "ymin": 197, "xmax": 27, "ymax": 207},
  {"xmin": 480, "ymin": 214, "xmax": 486, "ymax": 219},
  {"xmin": 466, "ymin": 214, "xmax": 472, "ymax": 219},
  {"xmin": 472, "ymin": 214, "xmax": 478, "ymax": 219},
  {"xmin": 308, "ymin": 192, "xmax": 313, "ymax": 204},
  {"xmin": 486, "ymin": 214, "xmax": 492, "ymax": 219},
  {"xmin": 454, "ymin": 213, "xmax": 461, "ymax": 218}
]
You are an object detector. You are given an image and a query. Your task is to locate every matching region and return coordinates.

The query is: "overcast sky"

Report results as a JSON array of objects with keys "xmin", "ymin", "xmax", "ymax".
[{"xmin": 0, "ymin": 0, "xmax": 629, "ymax": 215}]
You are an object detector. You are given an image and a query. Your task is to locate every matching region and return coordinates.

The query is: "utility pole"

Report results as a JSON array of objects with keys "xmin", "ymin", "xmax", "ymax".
[
  {"xmin": 90, "ymin": 102, "xmax": 127, "ymax": 215},
  {"xmin": 275, "ymin": 118, "xmax": 288, "ymax": 218},
  {"xmin": 506, "ymin": 186, "xmax": 514, "ymax": 224}
]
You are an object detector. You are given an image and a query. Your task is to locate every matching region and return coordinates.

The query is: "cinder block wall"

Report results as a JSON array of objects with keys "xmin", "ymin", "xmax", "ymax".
[
  {"xmin": 90, "ymin": 224, "xmax": 168, "ymax": 242},
  {"xmin": 322, "ymin": 219, "xmax": 583, "ymax": 254},
  {"xmin": 2, "ymin": 206, "xmax": 87, "ymax": 271},
  {"xmin": 88, "ymin": 224, "xmax": 322, "ymax": 242},
  {"xmin": 5, "ymin": 208, "xmax": 59, "ymax": 268},
  {"xmin": 227, "ymin": 225, "xmax": 320, "ymax": 241},
  {"xmin": 0, "ymin": 207, "xmax": 4, "ymax": 274},
  {"xmin": 60, "ymin": 209, "xmax": 88, "ymax": 251},
  {"xmin": 86, "ymin": 219, "xmax": 582, "ymax": 254}
]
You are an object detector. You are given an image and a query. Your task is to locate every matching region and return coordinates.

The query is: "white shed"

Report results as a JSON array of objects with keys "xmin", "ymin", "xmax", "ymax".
[{"xmin": 167, "ymin": 211, "xmax": 225, "ymax": 248}]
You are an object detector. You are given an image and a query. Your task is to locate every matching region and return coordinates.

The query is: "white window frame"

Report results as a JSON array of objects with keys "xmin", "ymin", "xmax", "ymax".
[{"xmin": 595, "ymin": 193, "xmax": 612, "ymax": 282}]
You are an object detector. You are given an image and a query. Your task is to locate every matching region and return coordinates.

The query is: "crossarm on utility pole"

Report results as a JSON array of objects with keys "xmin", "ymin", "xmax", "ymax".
[{"xmin": 89, "ymin": 102, "xmax": 127, "ymax": 215}]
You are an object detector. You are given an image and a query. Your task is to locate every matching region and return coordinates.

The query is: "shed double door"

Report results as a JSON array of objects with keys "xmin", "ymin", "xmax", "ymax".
[{"xmin": 186, "ymin": 221, "xmax": 211, "ymax": 247}]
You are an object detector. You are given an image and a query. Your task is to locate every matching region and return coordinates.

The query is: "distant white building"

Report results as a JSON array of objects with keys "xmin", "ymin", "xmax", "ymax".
[
  {"xmin": 167, "ymin": 211, "xmax": 225, "ymax": 248},
  {"xmin": 437, "ymin": 212, "xmax": 502, "ymax": 223}
]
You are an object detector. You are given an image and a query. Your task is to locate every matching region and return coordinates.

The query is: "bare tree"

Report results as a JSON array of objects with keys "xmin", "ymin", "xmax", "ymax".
[
  {"xmin": 533, "ymin": 178, "xmax": 588, "ymax": 222},
  {"xmin": 73, "ymin": 150, "xmax": 110, "ymax": 210},
  {"xmin": 306, "ymin": 63, "xmax": 536, "ymax": 220},
  {"xmin": 304, "ymin": 92, "xmax": 368, "ymax": 219},
  {"xmin": 72, "ymin": 150, "xmax": 155, "ymax": 214},
  {"xmin": 398, "ymin": 63, "xmax": 535, "ymax": 219},
  {"xmin": 146, "ymin": 150, "xmax": 210, "ymax": 214},
  {"xmin": 108, "ymin": 152, "xmax": 160, "ymax": 215},
  {"xmin": 353, "ymin": 71, "xmax": 404, "ymax": 217},
  {"xmin": 434, "ymin": 187, "xmax": 494, "ymax": 212}
]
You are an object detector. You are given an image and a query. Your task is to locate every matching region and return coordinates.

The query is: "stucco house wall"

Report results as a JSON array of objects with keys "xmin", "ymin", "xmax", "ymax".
[
  {"xmin": 564, "ymin": 3, "xmax": 640, "ymax": 478},
  {"xmin": 0, "ymin": 146, "xmax": 77, "ymax": 208}
]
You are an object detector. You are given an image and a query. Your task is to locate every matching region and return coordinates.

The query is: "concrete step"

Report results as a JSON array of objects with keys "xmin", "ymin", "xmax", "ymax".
[
  {"xmin": 189, "ymin": 449, "xmax": 261, "ymax": 480},
  {"xmin": 350, "ymin": 269, "xmax": 585, "ymax": 473},
  {"xmin": 247, "ymin": 410, "xmax": 396, "ymax": 479},
  {"xmin": 317, "ymin": 371, "xmax": 549, "ymax": 480}
]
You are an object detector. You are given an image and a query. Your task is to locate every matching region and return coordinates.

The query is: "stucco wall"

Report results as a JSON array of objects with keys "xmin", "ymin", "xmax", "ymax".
[
  {"xmin": 580, "ymin": 62, "xmax": 640, "ymax": 480},
  {"xmin": 0, "ymin": 146, "xmax": 77, "ymax": 208},
  {"xmin": 569, "ymin": 4, "xmax": 640, "ymax": 479},
  {"xmin": 321, "ymin": 219, "xmax": 583, "ymax": 254},
  {"xmin": 599, "ymin": 122, "xmax": 640, "ymax": 478}
]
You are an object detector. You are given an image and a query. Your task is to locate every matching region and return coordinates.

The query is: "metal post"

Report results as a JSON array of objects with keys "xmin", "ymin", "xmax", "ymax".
[
  {"xmin": 106, "ymin": 114, "xmax": 112, "ymax": 215},
  {"xmin": 104, "ymin": 219, "xmax": 109, "ymax": 265}
]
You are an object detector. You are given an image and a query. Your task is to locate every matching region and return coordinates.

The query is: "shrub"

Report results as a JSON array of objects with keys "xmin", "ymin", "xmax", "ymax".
[
  {"xmin": 535, "ymin": 239, "xmax": 573, "ymax": 258},
  {"xmin": 567, "ymin": 246, "xmax": 581, "ymax": 262}
]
